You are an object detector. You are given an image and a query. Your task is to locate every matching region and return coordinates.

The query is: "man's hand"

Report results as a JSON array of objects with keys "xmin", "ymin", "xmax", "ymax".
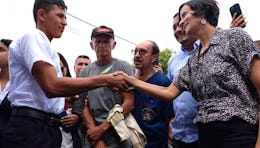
[
  {"xmin": 230, "ymin": 13, "xmax": 247, "ymax": 28},
  {"xmin": 87, "ymin": 125, "xmax": 105, "ymax": 145},
  {"xmin": 94, "ymin": 139, "xmax": 106, "ymax": 148},
  {"xmin": 112, "ymin": 71, "xmax": 133, "ymax": 83},
  {"xmin": 109, "ymin": 71, "xmax": 135, "ymax": 94},
  {"xmin": 61, "ymin": 114, "xmax": 79, "ymax": 127},
  {"xmin": 105, "ymin": 72, "xmax": 130, "ymax": 91},
  {"xmin": 154, "ymin": 63, "xmax": 163, "ymax": 73}
]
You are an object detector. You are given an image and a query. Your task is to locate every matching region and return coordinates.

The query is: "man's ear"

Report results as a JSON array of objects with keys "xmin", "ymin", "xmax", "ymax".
[
  {"xmin": 90, "ymin": 42, "xmax": 94, "ymax": 50},
  {"xmin": 152, "ymin": 54, "xmax": 158, "ymax": 63},
  {"xmin": 37, "ymin": 9, "xmax": 46, "ymax": 23},
  {"xmin": 112, "ymin": 41, "xmax": 117, "ymax": 50}
]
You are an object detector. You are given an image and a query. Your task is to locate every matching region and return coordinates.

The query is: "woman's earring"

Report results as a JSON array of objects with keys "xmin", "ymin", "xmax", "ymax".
[{"xmin": 200, "ymin": 19, "xmax": 206, "ymax": 24}]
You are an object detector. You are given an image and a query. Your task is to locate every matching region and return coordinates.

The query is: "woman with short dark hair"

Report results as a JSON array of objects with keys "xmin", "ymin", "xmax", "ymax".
[
  {"xmin": 122, "ymin": 0, "xmax": 260, "ymax": 147},
  {"xmin": 178, "ymin": 0, "xmax": 259, "ymax": 147}
]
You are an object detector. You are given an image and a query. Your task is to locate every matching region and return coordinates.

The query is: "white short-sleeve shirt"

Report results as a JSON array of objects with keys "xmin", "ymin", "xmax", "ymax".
[
  {"xmin": 8, "ymin": 28, "xmax": 64, "ymax": 114},
  {"xmin": 0, "ymin": 81, "xmax": 10, "ymax": 105}
]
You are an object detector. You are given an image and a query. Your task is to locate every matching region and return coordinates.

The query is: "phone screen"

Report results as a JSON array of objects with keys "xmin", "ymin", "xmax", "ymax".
[{"xmin": 230, "ymin": 3, "xmax": 242, "ymax": 18}]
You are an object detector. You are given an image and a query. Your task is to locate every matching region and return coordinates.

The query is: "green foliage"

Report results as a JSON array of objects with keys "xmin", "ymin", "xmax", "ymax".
[{"xmin": 158, "ymin": 48, "xmax": 176, "ymax": 74}]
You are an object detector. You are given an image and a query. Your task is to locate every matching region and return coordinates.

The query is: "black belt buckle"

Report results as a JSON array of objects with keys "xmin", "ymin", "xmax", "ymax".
[{"xmin": 48, "ymin": 116, "xmax": 61, "ymax": 126}]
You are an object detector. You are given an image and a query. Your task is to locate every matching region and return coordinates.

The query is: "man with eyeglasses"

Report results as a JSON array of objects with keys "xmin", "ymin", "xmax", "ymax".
[
  {"xmin": 132, "ymin": 40, "xmax": 173, "ymax": 148},
  {"xmin": 79, "ymin": 25, "xmax": 134, "ymax": 148}
]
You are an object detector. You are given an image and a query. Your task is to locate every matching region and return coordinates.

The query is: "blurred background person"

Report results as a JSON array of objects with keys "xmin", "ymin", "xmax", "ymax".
[
  {"xmin": 72, "ymin": 55, "xmax": 91, "ymax": 147},
  {"xmin": 168, "ymin": 12, "xmax": 199, "ymax": 148},
  {"xmin": 58, "ymin": 52, "xmax": 81, "ymax": 148},
  {"xmin": 0, "ymin": 39, "xmax": 12, "ymax": 146},
  {"xmin": 58, "ymin": 52, "xmax": 72, "ymax": 77},
  {"xmin": 74, "ymin": 55, "xmax": 91, "ymax": 78}
]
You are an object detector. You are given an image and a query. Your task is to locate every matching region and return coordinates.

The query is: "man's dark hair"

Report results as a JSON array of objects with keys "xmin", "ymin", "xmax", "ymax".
[
  {"xmin": 75, "ymin": 55, "xmax": 91, "ymax": 64},
  {"xmin": 148, "ymin": 40, "xmax": 160, "ymax": 55},
  {"xmin": 33, "ymin": 0, "xmax": 67, "ymax": 23},
  {"xmin": 0, "ymin": 39, "xmax": 12, "ymax": 47}
]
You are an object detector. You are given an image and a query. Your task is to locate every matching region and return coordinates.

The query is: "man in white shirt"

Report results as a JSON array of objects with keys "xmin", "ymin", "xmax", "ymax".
[{"xmin": 1, "ymin": 0, "xmax": 130, "ymax": 148}]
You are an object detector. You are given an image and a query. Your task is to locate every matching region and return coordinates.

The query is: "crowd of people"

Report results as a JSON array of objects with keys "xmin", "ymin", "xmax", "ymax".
[{"xmin": 1, "ymin": 0, "xmax": 260, "ymax": 148}]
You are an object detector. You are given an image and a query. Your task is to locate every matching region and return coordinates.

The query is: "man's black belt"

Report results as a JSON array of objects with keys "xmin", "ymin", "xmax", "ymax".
[
  {"xmin": 0, "ymin": 98, "xmax": 11, "ymax": 117},
  {"xmin": 11, "ymin": 106, "xmax": 62, "ymax": 127}
]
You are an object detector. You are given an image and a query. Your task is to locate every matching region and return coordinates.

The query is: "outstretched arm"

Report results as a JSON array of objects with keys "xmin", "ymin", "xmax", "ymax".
[
  {"xmin": 123, "ymin": 72, "xmax": 181, "ymax": 101},
  {"xmin": 81, "ymin": 97, "xmax": 106, "ymax": 145},
  {"xmin": 32, "ymin": 61, "xmax": 130, "ymax": 98}
]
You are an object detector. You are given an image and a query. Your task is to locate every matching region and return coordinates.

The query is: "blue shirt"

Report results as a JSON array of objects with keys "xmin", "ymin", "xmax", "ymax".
[
  {"xmin": 133, "ymin": 71, "xmax": 173, "ymax": 148},
  {"xmin": 167, "ymin": 42, "xmax": 199, "ymax": 143}
]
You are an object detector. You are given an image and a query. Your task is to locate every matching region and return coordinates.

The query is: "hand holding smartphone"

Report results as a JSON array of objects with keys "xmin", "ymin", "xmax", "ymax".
[
  {"xmin": 230, "ymin": 3, "xmax": 242, "ymax": 18},
  {"xmin": 229, "ymin": 3, "xmax": 246, "ymax": 28}
]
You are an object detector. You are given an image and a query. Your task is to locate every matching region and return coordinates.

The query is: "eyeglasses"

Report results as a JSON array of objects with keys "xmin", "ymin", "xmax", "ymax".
[{"xmin": 131, "ymin": 48, "xmax": 151, "ymax": 56}]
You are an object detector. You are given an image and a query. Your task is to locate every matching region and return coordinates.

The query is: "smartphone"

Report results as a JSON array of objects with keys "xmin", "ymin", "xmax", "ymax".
[
  {"xmin": 153, "ymin": 58, "xmax": 159, "ymax": 65},
  {"xmin": 229, "ymin": 3, "xmax": 242, "ymax": 18}
]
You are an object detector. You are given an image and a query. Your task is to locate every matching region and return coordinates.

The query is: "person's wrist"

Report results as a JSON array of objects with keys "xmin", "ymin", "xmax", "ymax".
[
  {"xmin": 100, "ymin": 74, "xmax": 109, "ymax": 87},
  {"xmin": 100, "ymin": 121, "xmax": 110, "ymax": 133},
  {"xmin": 130, "ymin": 76, "xmax": 137, "ymax": 87},
  {"xmin": 100, "ymin": 125, "xmax": 106, "ymax": 134}
]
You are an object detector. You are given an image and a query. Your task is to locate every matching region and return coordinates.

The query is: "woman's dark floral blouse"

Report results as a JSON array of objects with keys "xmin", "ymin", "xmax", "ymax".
[{"xmin": 173, "ymin": 27, "xmax": 260, "ymax": 124}]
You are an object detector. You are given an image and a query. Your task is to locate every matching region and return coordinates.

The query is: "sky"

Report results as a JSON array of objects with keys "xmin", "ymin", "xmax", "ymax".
[{"xmin": 1, "ymin": 0, "xmax": 259, "ymax": 77}]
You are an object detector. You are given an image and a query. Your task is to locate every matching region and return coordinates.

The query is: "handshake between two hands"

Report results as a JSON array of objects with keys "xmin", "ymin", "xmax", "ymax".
[{"xmin": 109, "ymin": 71, "xmax": 135, "ymax": 94}]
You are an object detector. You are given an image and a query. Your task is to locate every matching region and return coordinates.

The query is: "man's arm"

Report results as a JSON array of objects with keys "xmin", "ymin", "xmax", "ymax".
[
  {"xmin": 32, "ymin": 61, "xmax": 129, "ymax": 98},
  {"xmin": 81, "ymin": 98, "xmax": 105, "ymax": 145},
  {"xmin": 84, "ymin": 89, "xmax": 134, "ymax": 144},
  {"xmin": 120, "ymin": 90, "xmax": 135, "ymax": 117}
]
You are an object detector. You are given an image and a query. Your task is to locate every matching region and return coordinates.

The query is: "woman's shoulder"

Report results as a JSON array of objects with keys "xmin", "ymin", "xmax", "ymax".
[{"xmin": 224, "ymin": 27, "xmax": 248, "ymax": 37}]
